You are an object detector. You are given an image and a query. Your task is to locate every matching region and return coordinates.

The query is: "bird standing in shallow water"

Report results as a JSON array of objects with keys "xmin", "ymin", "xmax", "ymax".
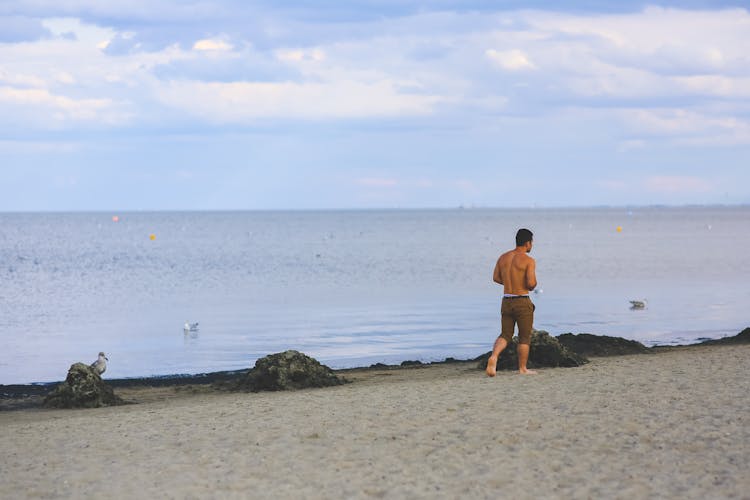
[
  {"xmin": 629, "ymin": 299, "xmax": 647, "ymax": 310},
  {"xmin": 91, "ymin": 352, "xmax": 108, "ymax": 375}
]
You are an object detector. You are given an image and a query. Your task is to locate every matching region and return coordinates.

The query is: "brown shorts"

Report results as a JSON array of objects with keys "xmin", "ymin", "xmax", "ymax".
[{"xmin": 500, "ymin": 296, "xmax": 535, "ymax": 345}]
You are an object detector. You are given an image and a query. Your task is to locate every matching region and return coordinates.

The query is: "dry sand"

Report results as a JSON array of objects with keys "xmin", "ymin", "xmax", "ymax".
[{"xmin": 1, "ymin": 344, "xmax": 748, "ymax": 499}]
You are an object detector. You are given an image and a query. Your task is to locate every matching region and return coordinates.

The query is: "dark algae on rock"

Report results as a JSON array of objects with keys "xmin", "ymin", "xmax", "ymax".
[
  {"xmin": 476, "ymin": 330, "xmax": 587, "ymax": 371},
  {"xmin": 232, "ymin": 350, "xmax": 347, "ymax": 392},
  {"xmin": 696, "ymin": 328, "xmax": 750, "ymax": 345},
  {"xmin": 556, "ymin": 333, "xmax": 651, "ymax": 357},
  {"xmin": 43, "ymin": 363, "xmax": 125, "ymax": 409}
]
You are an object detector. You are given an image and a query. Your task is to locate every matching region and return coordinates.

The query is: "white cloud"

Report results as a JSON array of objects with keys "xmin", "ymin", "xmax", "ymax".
[
  {"xmin": 485, "ymin": 49, "xmax": 535, "ymax": 71},
  {"xmin": 529, "ymin": 7, "xmax": 750, "ymax": 68},
  {"xmin": 0, "ymin": 69, "xmax": 46, "ymax": 88},
  {"xmin": 621, "ymin": 108, "xmax": 750, "ymax": 145},
  {"xmin": 193, "ymin": 38, "xmax": 233, "ymax": 51},
  {"xmin": 156, "ymin": 80, "xmax": 441, "ymax": 121},
  {"xmin": 55, "ymin": 71, "xmax": 75, "ymax": 84},
  {"xmin": 502, "ymin": 8, "xmax": 750, "ymax": 101},
  {"xmin": 42, "ymin": 17, "xmax": 115, "ymax": 46},
  {"xmin": 276, "ymin": 48, "xmax": 325, "ymax": 62},
  {"xmin": 0, "ymin": 5, "xmax": 748, "ymax": 143},
  {"xmin": 673, "ymin": 75, "xmax": 750, "ymax": 99},
  {"xmin": 0, "ymin": 86, "xmax": 128, "ymax": 126}
]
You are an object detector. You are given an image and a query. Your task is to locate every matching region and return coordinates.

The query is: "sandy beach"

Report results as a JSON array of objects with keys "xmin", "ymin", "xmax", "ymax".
[{"xmin": 1, "ymin": 344, "xmax": 748, "ymax": 499}]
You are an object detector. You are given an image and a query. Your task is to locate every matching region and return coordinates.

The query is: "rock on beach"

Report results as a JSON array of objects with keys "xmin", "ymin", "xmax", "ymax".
[
  {"xmin": 475, "ymin": 330, "xmax": 587, "ymax": 371},
  {"xmin": 232, "ymin": 350, "xmax": 347, "ymax": 392},
  {"xmin": 697, "ymin": 327, "xmax": 750, "ymax": 345},
  {"xmin": 43, "ymin": 363, "xmax": 124, "ymax": 409},
  {"xmin": 556, "ymin": 332, "xmax": 651, "ymax": 357}
]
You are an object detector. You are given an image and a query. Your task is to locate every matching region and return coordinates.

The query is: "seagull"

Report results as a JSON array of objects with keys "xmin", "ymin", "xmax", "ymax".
[
  {"xmin": 90, "ymin": 352, "xmax": 108, "ymax": 375},
  {"xmin": 184, "ymin": 321, "xmax": 199, "ymax": 334},
  {"xmin": 629, "ymin": 299, "xmax": 647, "ymax": 310}
]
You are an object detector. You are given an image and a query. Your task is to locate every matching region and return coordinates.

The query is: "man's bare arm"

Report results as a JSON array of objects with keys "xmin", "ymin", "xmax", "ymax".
[
  {"xmin": 493, "ymin": 259, "xmax": 503, "ymax": 285},
  {"xmin": 525, "ymin": 258, "xmax": 537, "ymax": 291}
]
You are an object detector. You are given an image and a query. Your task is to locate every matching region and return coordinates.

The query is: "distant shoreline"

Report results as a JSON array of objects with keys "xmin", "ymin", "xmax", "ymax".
[{"xmin": 0, "ymin": 204, "xmax": 748, "ymax": 215}]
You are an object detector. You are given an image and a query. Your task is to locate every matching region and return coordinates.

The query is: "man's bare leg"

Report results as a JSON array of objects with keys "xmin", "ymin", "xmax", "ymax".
[
  {"xmin": 517, "ymin": 343, "xmax": 537, "ymax": 374},
  {"xmin": 486, "ymin": 336, "xmax": 508, "ymax": 377}
]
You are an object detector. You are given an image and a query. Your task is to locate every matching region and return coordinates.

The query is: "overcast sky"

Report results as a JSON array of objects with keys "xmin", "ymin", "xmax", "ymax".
[{"xmin": 1, "ymin": 1, "xmax": 748, "ymax": 210}]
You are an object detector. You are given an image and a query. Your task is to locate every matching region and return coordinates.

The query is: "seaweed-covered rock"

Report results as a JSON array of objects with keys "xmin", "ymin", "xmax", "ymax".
[
  {"xmin": 697, "ymin": 327, "xmax": 750, "ymax": 345},
  {"xmin": 400, "ymin": 360, "xmax": 424, "ymax": 367},
  {"xmin": 476, "ymin": 330, "xmax": 587, "ymax": 371},
  {"xmin": 235, "ymin": 350, "xmax": 346, "ymax": 392},
  {"xmin": 557, "ymin": 333, "xmax": 651, "ymax": 357},
  {"xmin": 43, "ymin": 363, "xmax": 124, "ymax": 409}
]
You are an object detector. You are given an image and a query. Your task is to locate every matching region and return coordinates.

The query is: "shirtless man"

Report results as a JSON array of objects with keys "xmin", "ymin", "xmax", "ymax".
[{"xmin": 486, "ymin": 228, "xmax": 538, "ymax": 376}]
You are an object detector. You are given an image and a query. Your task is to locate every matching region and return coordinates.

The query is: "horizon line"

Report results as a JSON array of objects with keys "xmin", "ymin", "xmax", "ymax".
[{"xmin": 0, "ymin": 203, "xmax": 748, "ymax": 214}]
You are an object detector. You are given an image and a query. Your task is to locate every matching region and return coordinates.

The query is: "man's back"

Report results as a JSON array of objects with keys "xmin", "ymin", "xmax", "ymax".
[{"xmin": 494, "ymin": 249, "xmax": 536, "ymax": 295}]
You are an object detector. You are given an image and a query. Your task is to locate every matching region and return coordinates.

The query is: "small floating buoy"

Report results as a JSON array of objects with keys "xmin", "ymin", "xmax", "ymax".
[
  {"xmin": 149, "ymin": 234, "xmax": 156, "ymax": 241},
  {"xmin": 112, "ymin": 215, "xmax": 119, "ymax": 222},
  {"xmin": 616, "ymin": 226, "xmax": 622, "ymax": 233}
]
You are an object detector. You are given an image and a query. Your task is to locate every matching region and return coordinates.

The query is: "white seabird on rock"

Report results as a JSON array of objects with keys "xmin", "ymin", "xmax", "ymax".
[{"xmin": 90, "ymin": 352, "xmax": 108, "ymax": 375}]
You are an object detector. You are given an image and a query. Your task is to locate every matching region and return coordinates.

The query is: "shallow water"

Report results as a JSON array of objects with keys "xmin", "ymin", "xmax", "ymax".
[{"xmin": 1, "ymin": 207, "xmax": 748, "ymax": 383}]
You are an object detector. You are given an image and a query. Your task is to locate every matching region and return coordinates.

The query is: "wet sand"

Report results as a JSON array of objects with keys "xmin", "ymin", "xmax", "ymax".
[{"xmin": 1, "ymin": 344, "xmax": 748, "ymax": 499}]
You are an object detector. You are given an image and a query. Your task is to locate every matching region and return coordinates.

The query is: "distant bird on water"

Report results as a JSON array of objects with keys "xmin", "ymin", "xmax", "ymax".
[
  {"xmin": 184, "ymin": 321, "xmax": 199, "ymax": 334},
  {"xmin": 629, "ymin": 299, "xmax": 647, "ymax": 310},
  {"xmin": 91, "ymin": 352, "xmax": 108, "ymax": 375}
]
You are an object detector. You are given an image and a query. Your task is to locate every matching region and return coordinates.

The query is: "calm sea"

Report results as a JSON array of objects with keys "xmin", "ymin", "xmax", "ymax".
[{"xmin": 1, "ymin": 207, "xmax": 748, "ymax": 384}]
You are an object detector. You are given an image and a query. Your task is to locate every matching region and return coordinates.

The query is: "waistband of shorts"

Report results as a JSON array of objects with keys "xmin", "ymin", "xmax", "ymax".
[{"xmin": 503, "ymin": 294, "xmax": 530, "ymax": 299}]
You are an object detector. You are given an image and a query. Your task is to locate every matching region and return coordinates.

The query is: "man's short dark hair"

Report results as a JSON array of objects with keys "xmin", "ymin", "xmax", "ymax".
[{"xmin": 516, "ymin": 228, "xmax": 533, "ymax": 247}]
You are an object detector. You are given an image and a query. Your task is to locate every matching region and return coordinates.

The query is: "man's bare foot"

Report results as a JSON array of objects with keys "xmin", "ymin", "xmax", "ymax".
[
  {"xmin": 519, "ymin": 369, "xmax": 537, "ymax": 375},
  {"xmin": 486, "ymin": 356, "xmax": 497, "ymax": 377}
]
